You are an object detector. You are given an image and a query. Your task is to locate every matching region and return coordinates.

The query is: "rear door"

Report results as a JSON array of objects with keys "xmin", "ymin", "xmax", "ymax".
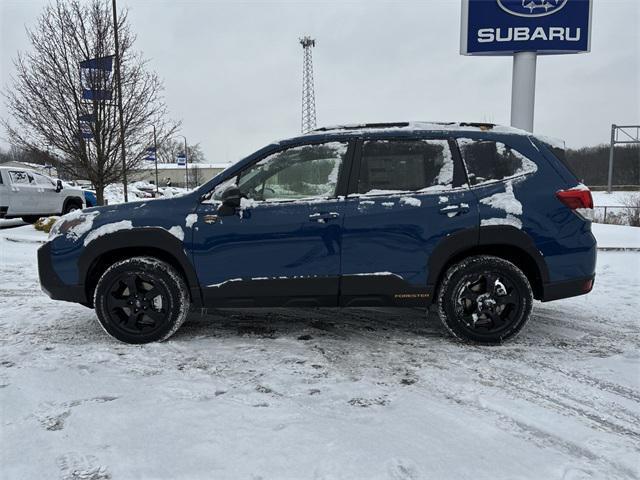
[
  {"xmin": 192, "ymin": 140, "xmax": 353, "ymax": 307},
  {"xmin": 6, "ymin": 170, "xmax": 39, "ymax": 215},
  {"xmin": 340, "ymin": 136, "xmax": 478, "ymax": 306}
]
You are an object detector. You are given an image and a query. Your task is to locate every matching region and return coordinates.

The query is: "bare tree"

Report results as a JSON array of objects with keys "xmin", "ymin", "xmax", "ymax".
[
  {"xmin": 3, "ymin": 0, "xmax": 178, "ymax": 204},
  {"xmin": 189, "ymin": 164, "xmax": 203, "ymax": 186},
  {"xmin": 157, "ymin": 139, "xmax": 205, "ymax": 164}
]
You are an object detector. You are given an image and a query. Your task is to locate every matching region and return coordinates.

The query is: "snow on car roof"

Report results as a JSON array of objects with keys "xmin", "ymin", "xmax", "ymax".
[{"xmin": 308, "ymin": 121, "xmax": 532, "ymax": 136}]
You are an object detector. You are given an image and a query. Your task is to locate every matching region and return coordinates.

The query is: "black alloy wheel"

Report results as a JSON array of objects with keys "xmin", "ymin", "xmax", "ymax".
[
  {"xmin": 94, "ymin": 257, "xmax": 190, "ymax": 343},
  {"xmin": 437, "ymin": 255, "xmax": 533, "ymax": 344}
]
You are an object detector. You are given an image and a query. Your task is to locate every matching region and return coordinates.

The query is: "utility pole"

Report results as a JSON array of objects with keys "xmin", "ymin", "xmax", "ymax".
[
  {"xmin": 153, "ymin": 125, "xmax": 159, "ymax": 193},
  {"xmin": 299, "ymin": 36, "xmax": 317, "ymax": 133},
  {"xmin": 178, "ymin": 135, "xmax": 188, "ymax": 189},
  {"xmin": 112, "ymin": 0, "xmax": 128, "ymax": 202}
]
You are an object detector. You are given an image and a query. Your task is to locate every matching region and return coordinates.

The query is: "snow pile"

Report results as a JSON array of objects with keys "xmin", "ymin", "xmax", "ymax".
[
  {"xmin": 167, "ymin": 226, "xmax": 185, "ymax": 241},
  {"xmin": 399, "ymin": 197, "xmax": 422, "ymax": 207},
  {"xmin": 104, "ymin": 181, "xmax": 190, "ymax": 205},
  {"xmin": 83, "ymin": 220, "xmax": 133, "ymax": 246},
  {"xmin": 185, "ymin": 214, "xmax": 198, "ymax": 228},
  {"xmin": 480, "ymin": 181, "xmax": 523, "ymax": 228}
]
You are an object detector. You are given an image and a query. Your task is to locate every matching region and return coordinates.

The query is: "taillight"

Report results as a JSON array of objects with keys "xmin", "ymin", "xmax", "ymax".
[{"xmin": 556, "ymin": 188, "xmax": 593, "ymax": 210}]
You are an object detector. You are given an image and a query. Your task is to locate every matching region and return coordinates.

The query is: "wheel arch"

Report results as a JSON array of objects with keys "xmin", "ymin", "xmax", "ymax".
[
  {"xmin": 62, "ymin": 196, "xmax": 84, "ymax": 213},
  {"xmin": 79, "ymin": 228, "xmax": 202, "ymax": 308},
  {"xmin": 427, "ymin": 226, "xmax": 548, "ymax": 301}
]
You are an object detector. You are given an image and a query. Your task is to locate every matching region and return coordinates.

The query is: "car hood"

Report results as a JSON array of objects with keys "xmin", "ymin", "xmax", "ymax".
[{"xmin": 49, "ymin": 193, "xmax": 199, "ymax": 247}]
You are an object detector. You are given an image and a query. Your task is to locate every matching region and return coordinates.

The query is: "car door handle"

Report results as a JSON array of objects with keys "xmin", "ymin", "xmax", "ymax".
[
  {"xmin": 309, "ymin": 212, "xmax": 340, "ymax": 223},
  {"xmin": 439, "ymin": 204, "xmax": 470, "ymax": 216}
]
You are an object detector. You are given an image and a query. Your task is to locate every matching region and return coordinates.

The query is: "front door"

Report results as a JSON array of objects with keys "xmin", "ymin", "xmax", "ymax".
[
  {"xmin": 192, "ymin": 140, "xmax": 352, "ymax": 307},
  {"xmin": 340, "ymin": 137, "xmax": 478, "ymax": 306},
  {"xmin": 32, "ymin": 172, "xmax": 61, "ymax": 215}
]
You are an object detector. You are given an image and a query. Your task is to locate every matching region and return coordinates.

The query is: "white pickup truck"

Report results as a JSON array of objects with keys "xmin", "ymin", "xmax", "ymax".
[{"xmin": 0, "ymin": 166, "xmax": 85, "ymax": 223}]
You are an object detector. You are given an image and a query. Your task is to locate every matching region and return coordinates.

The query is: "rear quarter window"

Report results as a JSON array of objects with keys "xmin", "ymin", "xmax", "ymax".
[
  {"xmin": 357, "ymin": 139, "xmax": 454, "ymax": 194},
  {"xmin": 457, "ymin": 139, "xmax": 538, "ymax": 186}
]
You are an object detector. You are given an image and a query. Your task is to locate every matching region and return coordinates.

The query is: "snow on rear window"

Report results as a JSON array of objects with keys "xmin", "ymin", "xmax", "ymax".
[{"xmin": 458, "ymin": 139, "xmax": 537, "ymax": 187}]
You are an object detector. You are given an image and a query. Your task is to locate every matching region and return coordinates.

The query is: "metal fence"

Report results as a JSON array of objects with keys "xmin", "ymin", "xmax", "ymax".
[{"xmin": 593, "ymin": 206, "xmax": 640, "ymax": 225}]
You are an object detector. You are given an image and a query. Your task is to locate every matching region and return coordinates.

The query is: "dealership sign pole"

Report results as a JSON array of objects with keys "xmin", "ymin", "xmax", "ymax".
[{"xmin": 461, "ymin": 0, "xmax": 592, "ymax": 132}]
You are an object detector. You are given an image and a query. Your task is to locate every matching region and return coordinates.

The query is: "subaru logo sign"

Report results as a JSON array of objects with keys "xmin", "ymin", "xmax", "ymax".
[
  {"xmin": 497, "ymin": 0, "xmax": 569, "ymax": 18},
  {"xmin": 461, "ymin": 0, "xmax": 591, "ymax": 56}
]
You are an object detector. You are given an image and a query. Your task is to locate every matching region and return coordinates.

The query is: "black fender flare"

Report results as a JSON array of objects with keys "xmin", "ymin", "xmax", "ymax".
[
  {"xmin": 78, "ymin": 227, "xmax": 203, "ymax": 306},
  {"xmin": 425, "ymin": 225, "xmax": 549, "ymax": 302}
]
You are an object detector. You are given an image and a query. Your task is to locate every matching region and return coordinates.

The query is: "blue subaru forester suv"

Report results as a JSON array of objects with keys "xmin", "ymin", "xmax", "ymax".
[{"xmin": 38, "ymin": 122, "xmax": 596, "ymax": 344}]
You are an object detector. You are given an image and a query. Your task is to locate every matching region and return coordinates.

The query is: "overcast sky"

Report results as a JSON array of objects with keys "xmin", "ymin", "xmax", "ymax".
[{"xmin": 1, "ymin": 0, "xmax": 638, "ymax": 163}]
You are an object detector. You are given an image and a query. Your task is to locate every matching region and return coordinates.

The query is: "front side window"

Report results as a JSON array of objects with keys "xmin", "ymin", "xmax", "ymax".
[
  {"xmin": 33, "ymin": 173, "xmax": 56, "ymax": 187},
  {"xmin": 235, "ymin": 142, "xmax": 348, "ymax": 202},
  {"xmin": 357, "ymin": 140, "xmax": 453, "ymax": 194},
  {"xmin": 457, "ymin": 139, "xmax": 537, "ymax": 186}
]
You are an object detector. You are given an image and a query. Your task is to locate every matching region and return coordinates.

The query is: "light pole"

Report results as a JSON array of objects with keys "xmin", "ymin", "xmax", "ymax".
[
  {"xmin": 112, "ymin": 0, "xmax": 128, "ymax": 202},
  {"xmin": 177, "ymin": 135, "xmax": 188, "ymax": 189}
]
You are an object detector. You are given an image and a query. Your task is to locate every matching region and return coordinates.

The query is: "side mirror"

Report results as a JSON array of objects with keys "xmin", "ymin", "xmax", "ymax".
[
  {"xmin": 55, "ymin": 180, "xmax": 63, "ymax": 193},
  {"xmin": 218, "ymin": 185, "xmax": 241, "ymax": 216}
]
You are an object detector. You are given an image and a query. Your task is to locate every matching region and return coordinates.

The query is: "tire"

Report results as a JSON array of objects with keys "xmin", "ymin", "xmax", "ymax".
[
  {"xmin": 436, "ymin": 255, "xmax": 533, "ymax": 345},
  {"xmin": 63, "ymin": 201, "xmax": 82, "ymax": 214},
  {"xmin": 21, "ymin": 216, "xmax": 40, "ymax": 224},
  {"xmin": 94, "ymin": 256, "xmax": 190, "ymax": 344}
]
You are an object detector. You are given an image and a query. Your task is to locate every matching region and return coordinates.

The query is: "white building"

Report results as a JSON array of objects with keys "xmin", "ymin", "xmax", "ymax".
[{"xmin": 130, "ymin": 162, "xmax": 233, "ymax": 187}]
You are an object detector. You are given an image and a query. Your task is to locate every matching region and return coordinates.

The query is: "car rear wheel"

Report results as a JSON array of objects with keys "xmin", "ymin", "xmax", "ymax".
[
  {"xmin": 94, "ymin": 257, "xmax": 190, "ymax": 344},
  {"xmin": 436, "ymin": 255, "xmax": 533, "ymax": 344}
]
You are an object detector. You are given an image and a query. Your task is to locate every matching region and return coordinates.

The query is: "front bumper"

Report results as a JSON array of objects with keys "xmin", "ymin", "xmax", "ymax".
[
  {"xmin": 38, "ymin": 241, "xmax": 89, "ymax": 305},
  {"xmin": 541, "ymin": 275, "xmax": 595, "ymax": 302}
]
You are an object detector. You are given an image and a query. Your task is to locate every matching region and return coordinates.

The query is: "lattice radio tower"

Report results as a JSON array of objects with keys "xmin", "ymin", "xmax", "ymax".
[{"xmin": 299, "ymin": 36, "xmax": 317, "ymax": 133}]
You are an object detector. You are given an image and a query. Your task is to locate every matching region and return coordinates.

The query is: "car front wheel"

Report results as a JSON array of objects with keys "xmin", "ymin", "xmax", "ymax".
[
  {"xmin": 94, "ymin": 256, "xmax": 190, "ymax": 344},
  {"xmin": 436, "ymin": 255, "xmax": 533, "ymax": 344}
]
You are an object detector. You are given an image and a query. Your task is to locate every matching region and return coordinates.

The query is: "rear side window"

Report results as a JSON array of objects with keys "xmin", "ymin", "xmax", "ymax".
[
  {"xmin": 8, "ymin": 171, "xmax": 33, "ymax": 185},
  {"xmin": 457, "ymin": 139, "xmax": 537, "ymax": 186},
  {"xmin": 357, "ymin": 140, "xmax": 453, "ymax": 194}
]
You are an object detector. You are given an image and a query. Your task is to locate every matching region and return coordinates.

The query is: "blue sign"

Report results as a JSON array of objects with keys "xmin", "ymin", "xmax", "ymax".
[
  {"xmin": 461, "ymin": 0, "xmax": 592, "ymax": 56},
  {"xmin": 145, "ymin": 147, "xmax": 156, "ymax": 162},
  {"xmin": 80, "ymin": 56, "xmax": 114, "ymax": 100},
  {"xmin": 176, "ymin": 153, "xmax": 186, "ymax": 166}
]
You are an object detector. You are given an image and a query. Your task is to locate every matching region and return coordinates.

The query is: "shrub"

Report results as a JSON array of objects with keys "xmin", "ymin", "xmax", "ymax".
[
  {"xmin": 34, "ymin": 216, "xmax": 60, "ymax": 233},
  {"xmin": 623, "ymin": 194, "xmax": 640, "ymax": 227}
]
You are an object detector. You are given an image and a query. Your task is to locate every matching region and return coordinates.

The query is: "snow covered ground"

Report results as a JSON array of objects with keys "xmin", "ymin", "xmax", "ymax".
[
  {"xmin": 592, "ymin": 190, "xmax": 639, "ymax": 208},
  {"xmin": 1, "ymin": 229, "xmax": 639, "ymax": 479}
]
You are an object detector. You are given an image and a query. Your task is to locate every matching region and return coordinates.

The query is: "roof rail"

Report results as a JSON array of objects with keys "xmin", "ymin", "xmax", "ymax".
[
  {"xmin": 312, "ymin": 122, "xmax": 410, "ymax": 132},
  {"xmin": 458, "ymin": 122, "xmax": 496, "ymax": 131}
]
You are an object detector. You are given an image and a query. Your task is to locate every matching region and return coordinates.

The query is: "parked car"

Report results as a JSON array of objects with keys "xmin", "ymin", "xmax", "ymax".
[
  {"xmin": 0, "ymin": 167, "xmax": 85, "ymax": 223},
  {"xmin": 83, "ymin": 189, "xmax": 98, "ymax": 208},
  {"xmin": 38, "ymin": 122, "xmax": 596, "ymax": 344}
]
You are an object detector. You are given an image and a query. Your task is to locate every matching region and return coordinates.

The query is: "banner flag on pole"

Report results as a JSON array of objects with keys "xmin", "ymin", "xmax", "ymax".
[
  {"xmin": 145, "ymin": 147, "xmax": 156, "ymax": 162},
  {"xmin": 80, "ymin": 56, "xmax": 114, "ymax": 101},
  {"xmin": 176, "ymin": 152, "xmax": 186, "ymax": 166}
]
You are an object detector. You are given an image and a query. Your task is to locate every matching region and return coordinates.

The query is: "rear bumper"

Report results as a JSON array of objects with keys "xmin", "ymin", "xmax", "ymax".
[
  {"xmin": 541, "ymin": 275, "xmax": 595, "ymax": 302},
  {"xmin": 38, "ymin": 242, "xmax": 88, "ymax": 305}
]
